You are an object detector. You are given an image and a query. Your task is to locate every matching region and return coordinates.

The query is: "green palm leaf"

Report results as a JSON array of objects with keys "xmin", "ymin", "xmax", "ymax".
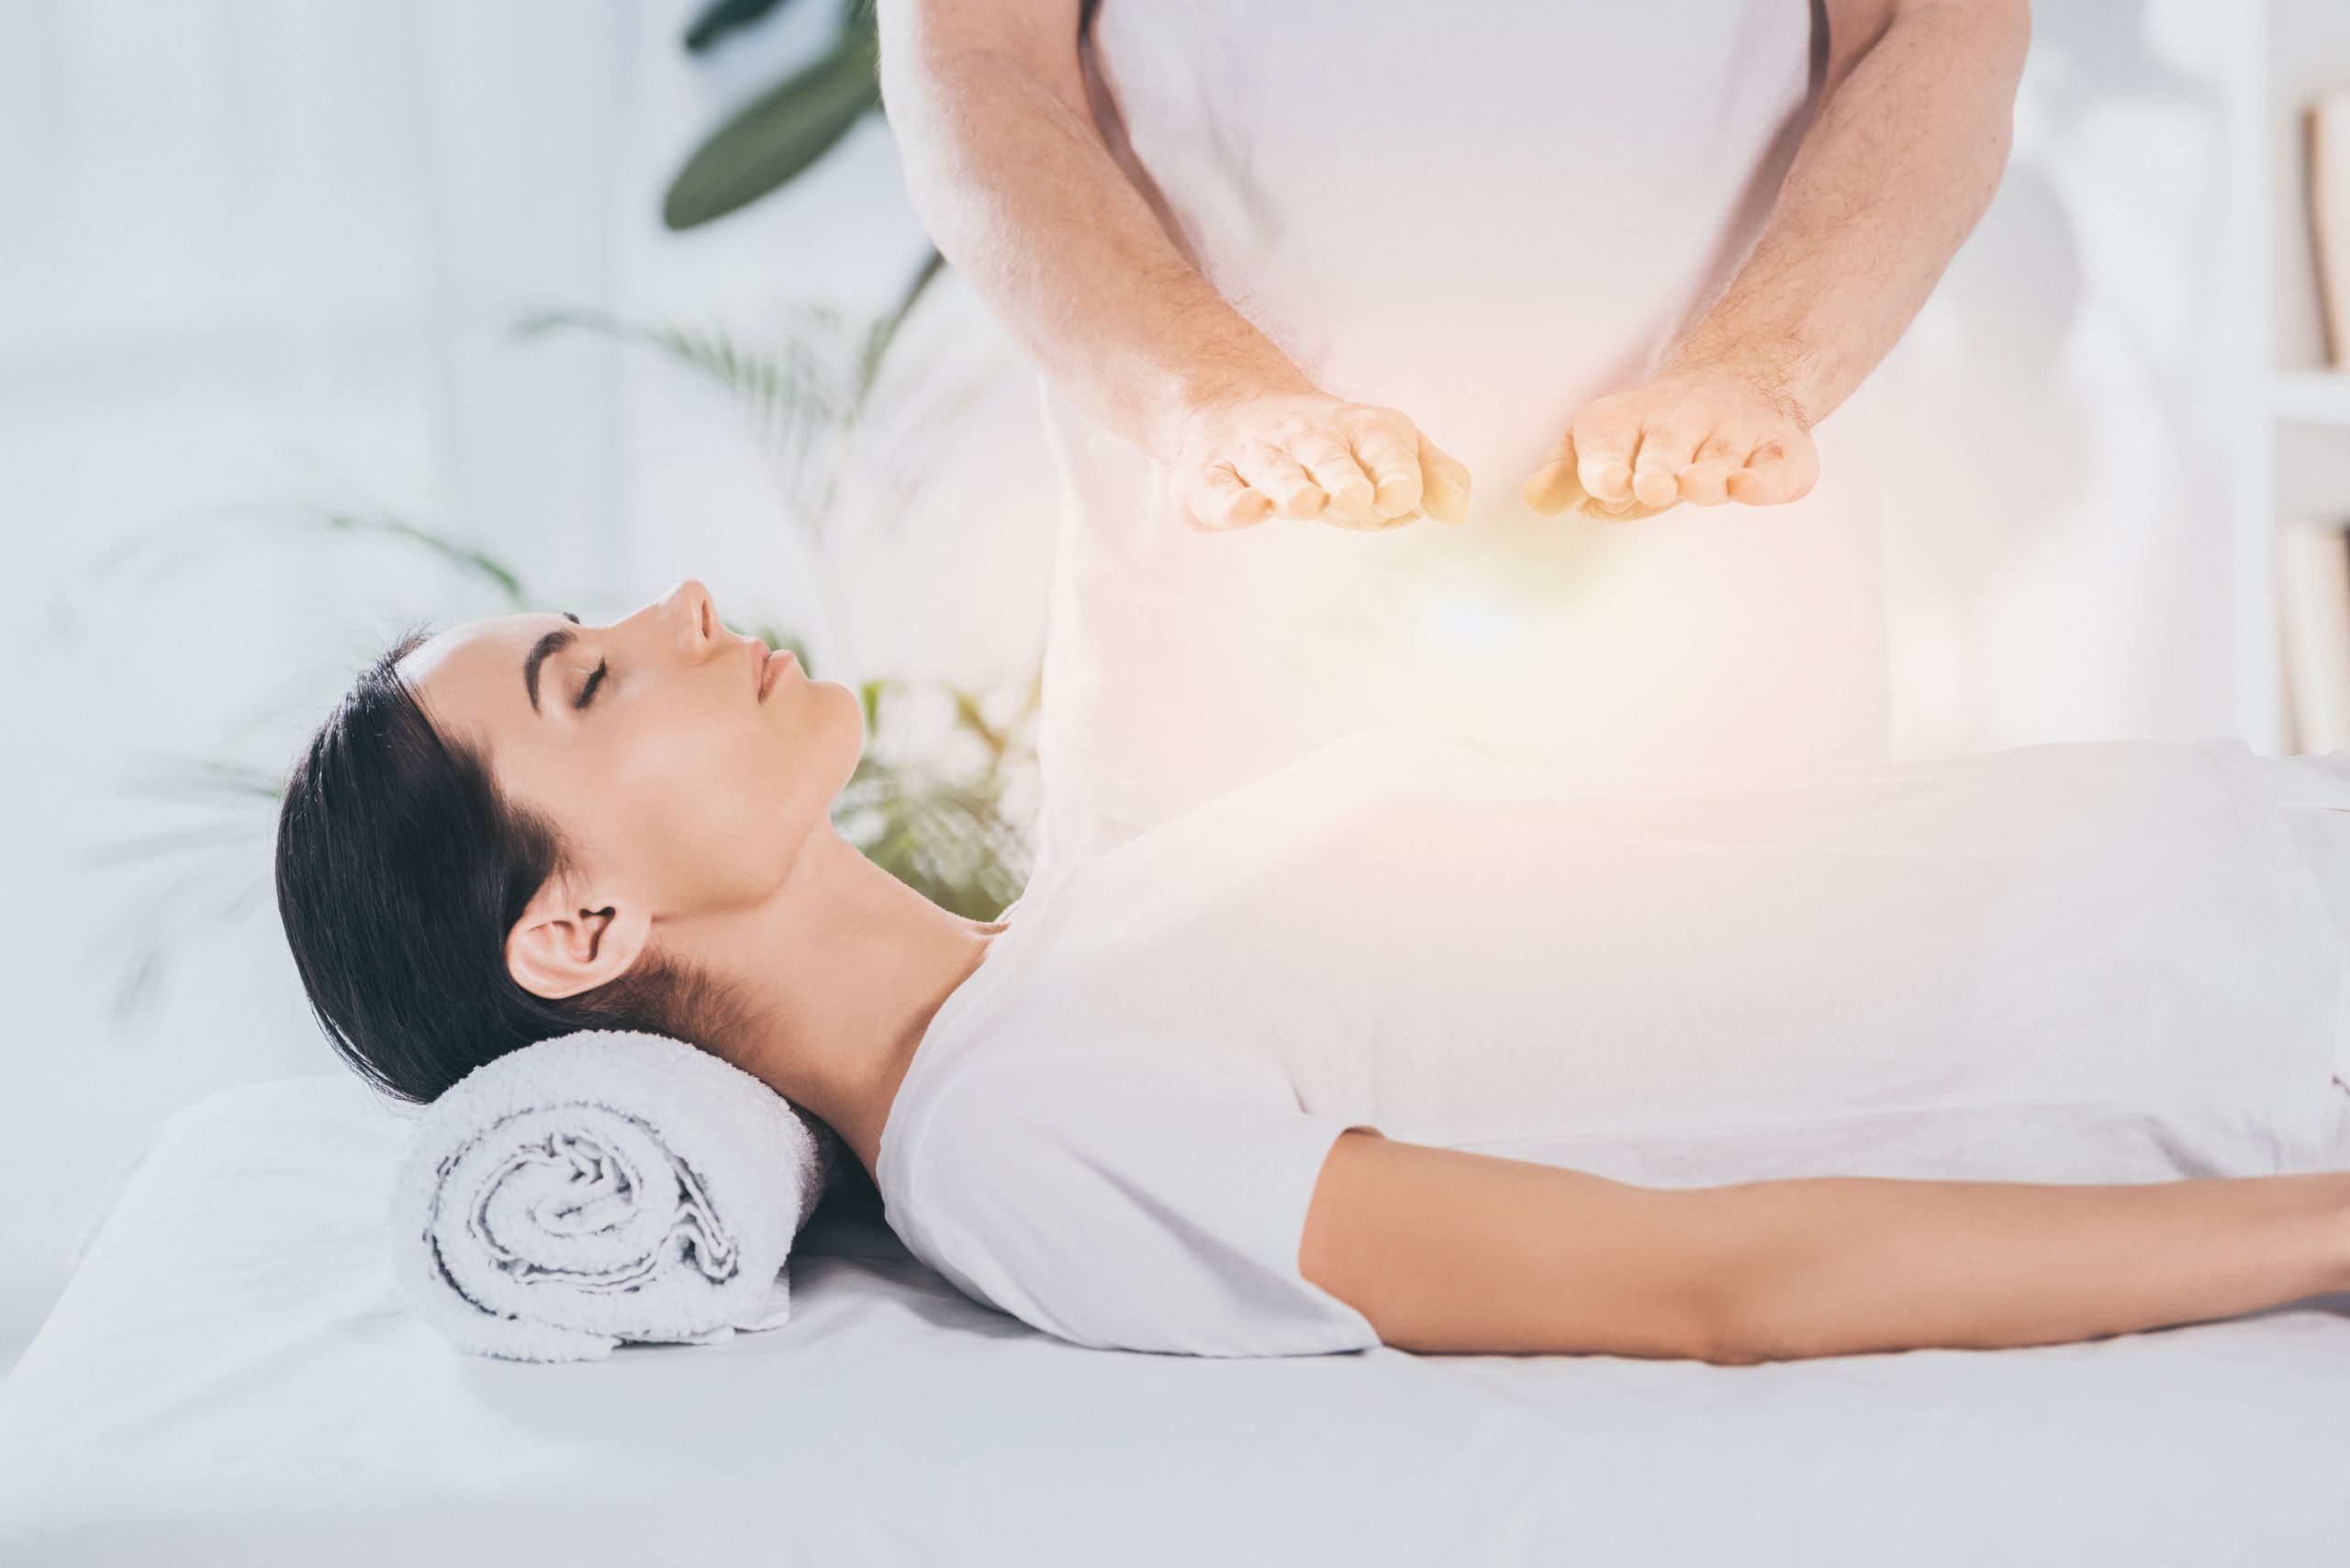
[
  {"xmin": 664, "ymin": 29, "xmax": 880, "ymax": 230},
  {"xmin": 682, "ymin": 0, "xmax": 797, "ymax": 53}
]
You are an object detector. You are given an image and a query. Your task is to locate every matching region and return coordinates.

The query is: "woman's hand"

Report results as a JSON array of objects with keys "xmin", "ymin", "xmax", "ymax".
[
  {"xmin": 1167, "ymin": 387, "xmax": 1473, "ymax": 533},
  {"xmin": 1521, "ymin": 365, "xmax": 1820, "ymax": 523}
]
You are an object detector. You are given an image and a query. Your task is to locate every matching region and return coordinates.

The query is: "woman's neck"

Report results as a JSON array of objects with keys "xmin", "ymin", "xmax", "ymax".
[{"xmin": 674, "ymin": 824, "xmax": 1002, "ymax": 1182}]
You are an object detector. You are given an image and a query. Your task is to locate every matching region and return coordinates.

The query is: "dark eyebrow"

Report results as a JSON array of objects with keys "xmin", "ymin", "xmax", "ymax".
[{"xmin": 522, "ymin": 612, "xmax": 583, "ymax": 712}]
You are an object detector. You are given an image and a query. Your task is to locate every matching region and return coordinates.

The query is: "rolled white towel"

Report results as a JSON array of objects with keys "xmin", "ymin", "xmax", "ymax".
[{"xmin": 386, "ymin": 1028, "xmax": 835, "ymax": 1363}]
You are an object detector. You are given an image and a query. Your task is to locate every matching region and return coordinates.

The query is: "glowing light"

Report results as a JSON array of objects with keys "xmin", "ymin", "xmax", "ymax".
[{"xmin": 1415, "ymin": 588, "xmax": 1519, "ymax": 654}]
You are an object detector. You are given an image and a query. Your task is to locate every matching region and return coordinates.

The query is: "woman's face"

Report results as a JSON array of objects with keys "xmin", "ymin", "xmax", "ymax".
[{"xmin": 399, "ymin": 579, "xmax": 864, "ymax": 921}]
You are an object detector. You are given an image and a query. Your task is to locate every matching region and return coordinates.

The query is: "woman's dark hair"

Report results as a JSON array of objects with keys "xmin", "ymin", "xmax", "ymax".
[{"xmin": 274, "ymin": 632, "xmax": 742, "ymax": 1104}]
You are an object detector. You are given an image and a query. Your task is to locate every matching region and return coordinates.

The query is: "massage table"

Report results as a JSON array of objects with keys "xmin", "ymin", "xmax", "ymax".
[{"xmin": 4, "ymin": 1072, "xmax": 2348, "ymax": 1565}]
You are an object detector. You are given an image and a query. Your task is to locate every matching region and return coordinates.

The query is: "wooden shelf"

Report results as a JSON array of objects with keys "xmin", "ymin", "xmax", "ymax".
[{"xmin": 2273, "ymin": 369, "xmax": 2350, "ymax": 425}]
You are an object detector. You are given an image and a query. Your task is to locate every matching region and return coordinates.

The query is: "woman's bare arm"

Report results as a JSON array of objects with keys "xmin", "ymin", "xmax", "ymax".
[{"xmin": 1299, "ymin": 1130, "xmax": 2350, "ymax": 1363}]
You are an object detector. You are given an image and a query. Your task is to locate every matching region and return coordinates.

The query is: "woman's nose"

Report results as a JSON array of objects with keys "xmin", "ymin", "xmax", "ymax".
[{"xmin": 658, "ymin": 578, "xmax": 719, "ymax": 654}]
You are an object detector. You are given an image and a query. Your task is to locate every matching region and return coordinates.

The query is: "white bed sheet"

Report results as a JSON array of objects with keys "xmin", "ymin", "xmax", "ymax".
[{"xmin": 5, "ymin": 1073, "xmax": 2350, "ymax": 1566}]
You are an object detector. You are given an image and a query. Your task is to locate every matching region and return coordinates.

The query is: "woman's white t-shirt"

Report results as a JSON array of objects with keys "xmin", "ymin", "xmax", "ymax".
[{"xmin": 875, "ymin": 729, "xmax": 2350, "ymax": 1357}]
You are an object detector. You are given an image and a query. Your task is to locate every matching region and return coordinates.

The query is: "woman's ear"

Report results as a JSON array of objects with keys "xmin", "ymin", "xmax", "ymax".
[{"xmin": 505, "ymin": 878, "xmax": 654, "ymax": 1001}]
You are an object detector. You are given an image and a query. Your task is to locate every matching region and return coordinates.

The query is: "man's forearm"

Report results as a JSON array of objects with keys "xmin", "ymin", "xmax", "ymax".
[
  {"xmin": 879, "ymin": 19, "xmax": 1308, "ymax": 462},
  {"xmin": 1693, "ymin": 1170, "xmax": 2350, "ymax": 1365},
  {"xmin": 1665, "ymin": 0, "xmax": 2031, "ymax": 427}
]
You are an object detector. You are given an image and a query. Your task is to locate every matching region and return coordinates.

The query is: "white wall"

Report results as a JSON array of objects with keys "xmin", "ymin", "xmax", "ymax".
[
  {"xmin": 0, "ymin": 0, "xmax": 2314, "ymax": 1372},
  {"xmin": 1871, "ymin": 0, "xmax": 2276, "ymax": 758}
]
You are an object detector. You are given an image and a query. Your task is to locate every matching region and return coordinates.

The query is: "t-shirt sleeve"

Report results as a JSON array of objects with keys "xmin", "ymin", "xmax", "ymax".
[{"xmin": 885, "ymin": 1052, "xmax": 1385, "ymax": 1357}]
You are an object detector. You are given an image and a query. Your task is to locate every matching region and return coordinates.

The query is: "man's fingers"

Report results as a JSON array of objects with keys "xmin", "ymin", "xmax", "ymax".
[
  {"xmin": 1184, "ymin": 464, "xmax": 1272, "ymax": 531},
  {"xmin": 1289, "ymin": 436, "xmax": 1380, "ymax": 524},
  {"xmin": 1534, "ymin": 375, "xmax": 1822, "ymax": 517},
  {"xmin": 1522, "ymin": 431, "xmax": 1586, "ymax": 517},
  {"xmin": 1171, "ymin": 398, "xmax": 1467, "ymax": 532},
  {"xmin": 1418, "ymin": 432, "xmax": 1472, "ymax": 524},
  {"xmin": 1629, "ymin": 423, "xmax": 1698, "ymax": 510},
  {"xmin": 1726, "ymin": 436, "xmax": 1820, "ymax": 506},
  {"xmin": 1675, "ymin": 435, "xmax": 1746, "ymax": 507},
  {"xmin": 1354, "ymin": 430, "xmax": 1424, "ymax": 518},
  {"xmin": 1572, "ymin": 411, "xmax": 1639, "ymax": 504},
  {"xmin": 1583, "ymin": 494, "xmax": 1644, "ymax": 519},
  {"xmin": 1781, "ymin": 435, "xmax": 1821, "ymax": 501},
  {"xmin": 1235, "ymin": 444, "xmax": 1330, "ymax": 520}
]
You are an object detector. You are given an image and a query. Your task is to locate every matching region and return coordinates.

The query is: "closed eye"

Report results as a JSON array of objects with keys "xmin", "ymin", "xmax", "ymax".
[{"xmin": 576, "ymin": 659, "xmax": 609, "ymax": 711}]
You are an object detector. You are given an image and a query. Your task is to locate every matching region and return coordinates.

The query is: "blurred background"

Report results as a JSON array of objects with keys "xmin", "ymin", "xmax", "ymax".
[{"xmin": 4, "ymin": 0, "xmax": 2349, "ymax": 1373}]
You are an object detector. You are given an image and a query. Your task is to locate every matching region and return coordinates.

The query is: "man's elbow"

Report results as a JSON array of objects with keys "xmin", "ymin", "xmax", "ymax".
[
  {"xmin": 875, "ymin": 4, "xmax": 1087, "ymax": 218},
  {"xmin": 871, "ymin": 24, "xmax": 986, "ymax": 240},
  {"xmin": 873, "ymin": 0, "xmax": 1084, "ymax": 131},
  {"xmin": 871, "ymin": 0, "xmax": 950, "ymax": 163},
  {"xmin": 1987, "ymin": 0, "xmax": 2032, "ymax": 63},
  {"xmin": 1975, "ymin": 0, "xmax": 2032, "ymax": 115},
  {"xmin": 1974, "ymin": 0, "xmax": 2031, "ymax": 185},
  {"xmin": 1897, "ymin": 0, "xmax": 2030, "ymax": 203},
  {"xmin": 1922, "ymin": 0, "xmax": 2031, "ymax": 95},
  {"xmin": 1875, "ymin": 0, "xmax": 2031, "ymax": 103}
]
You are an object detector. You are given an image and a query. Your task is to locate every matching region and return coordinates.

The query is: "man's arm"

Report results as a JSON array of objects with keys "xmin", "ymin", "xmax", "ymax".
[
  {"xmin": 1301, "ymin": 1130, "xmax": 2350, "ymax": 1362},
  {"xmin": 877, "ymin": 0, "xmax": 1471, "ymax": 532},
  {"xmin": 1524, "ymin": 0, "xmax": 2031, "ymax": 521}
]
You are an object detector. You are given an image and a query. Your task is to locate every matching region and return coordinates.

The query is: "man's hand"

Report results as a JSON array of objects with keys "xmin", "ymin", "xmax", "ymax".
[
  {"xmin": 1169, "ymin": 389, "xmax": 1473, "ymax": 533},
  {"xmin": 1521, "ymin": 367, "xmax": 1820, "ymax": 522},
  {"xmin": 1516, "ymin": 0, "xmax": 2029, "ymax": 526}
]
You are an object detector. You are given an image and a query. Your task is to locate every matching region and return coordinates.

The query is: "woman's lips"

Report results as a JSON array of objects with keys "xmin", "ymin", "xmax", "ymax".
[{"xmin": 756, "ymin": 644, "xmax": 797, "ymax": 701}]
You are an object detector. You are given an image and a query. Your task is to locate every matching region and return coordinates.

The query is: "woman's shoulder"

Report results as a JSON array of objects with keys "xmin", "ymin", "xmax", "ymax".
[{"xmin": 876, "ymin": 1042, "xmax": 1381, "ymax": 1355}]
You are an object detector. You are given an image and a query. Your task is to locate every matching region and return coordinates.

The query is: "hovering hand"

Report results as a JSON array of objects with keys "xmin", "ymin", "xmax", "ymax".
[
  {"xmin": 1521, "ymin": 368, "xmax": 1819, "ymax": 522},
  {"xmin": 1169, "ymin": 388, "xmax": 1473, "ymax": 532}
]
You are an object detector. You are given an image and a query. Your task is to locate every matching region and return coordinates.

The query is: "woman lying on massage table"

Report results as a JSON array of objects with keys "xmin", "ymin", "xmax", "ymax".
[{"xmin": 273, "ymin": 579, "xmax": 2350, "ymax": 1366}]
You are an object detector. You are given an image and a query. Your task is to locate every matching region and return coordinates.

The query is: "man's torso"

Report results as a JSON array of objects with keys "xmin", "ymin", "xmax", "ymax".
[{"xmin": 1038, "ymin": 0, "xmax": 1893, "ymax": 862}]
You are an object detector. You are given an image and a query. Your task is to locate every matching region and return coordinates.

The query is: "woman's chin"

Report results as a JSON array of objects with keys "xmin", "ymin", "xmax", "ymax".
[{"xmin": 818, "ymin": 679, "xmax": 871, "ymax": 774}]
